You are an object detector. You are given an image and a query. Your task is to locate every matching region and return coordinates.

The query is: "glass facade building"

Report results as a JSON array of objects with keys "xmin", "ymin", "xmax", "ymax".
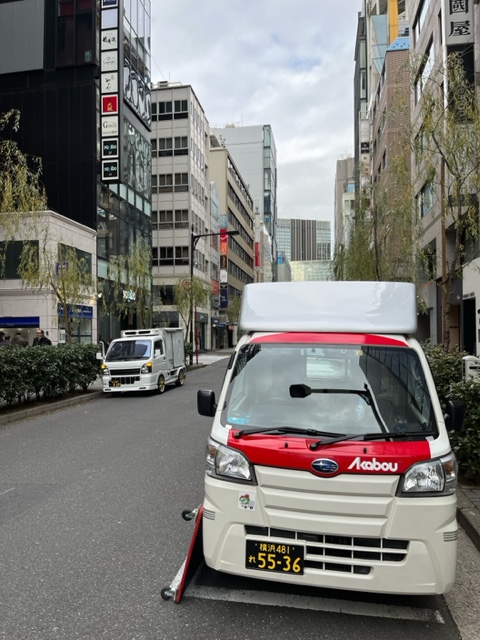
[{"xmin": 0, "ymin": 0, "xmax": 152, "ymax": 341}]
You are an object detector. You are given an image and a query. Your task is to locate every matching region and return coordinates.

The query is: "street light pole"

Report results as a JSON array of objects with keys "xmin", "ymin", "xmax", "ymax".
[{"xmin": 189, "ymin": 224, "xmax": 239, "ymax": 364}]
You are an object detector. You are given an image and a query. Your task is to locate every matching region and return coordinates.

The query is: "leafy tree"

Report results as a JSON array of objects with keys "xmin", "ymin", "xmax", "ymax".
[
  {"xmin": 228, "ymin": 293, "xmax": 242, "ymax": 325},
  {"xmin": 0, "ymin": 109, "xmax": 47, "ymax": 274},
  {"xmin": 334, "ymin": 169, "xmax": 417, "ymax": 282},
  {"xmin": 107, "ymin": 236, "xmax": 153, "ymax": 329},
  {"xmin": 19, "ymin": 237, "xmax": 93, "ymax": 345},
  {"xmin": 173, "ymin": 276, "xmax": 211, "ymax": 363}
]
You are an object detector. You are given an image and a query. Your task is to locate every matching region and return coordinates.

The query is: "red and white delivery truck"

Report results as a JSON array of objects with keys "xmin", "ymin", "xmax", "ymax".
[{"xmin": 191, "ymin": 281, "xmax": 464, "ymax": 597}]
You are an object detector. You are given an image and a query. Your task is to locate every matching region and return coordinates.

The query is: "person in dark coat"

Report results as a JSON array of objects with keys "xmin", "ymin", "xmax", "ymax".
[
  {"xmin": 32, "ymin": 329, "xmax": 52, "ymax": 346},
  {"xmin": 10, "ymin": 332, "xmax": 28, "ymax": 347},
  {"xmin": 0, "ymin": 331, "xmax": 9, "ymax": 347}
]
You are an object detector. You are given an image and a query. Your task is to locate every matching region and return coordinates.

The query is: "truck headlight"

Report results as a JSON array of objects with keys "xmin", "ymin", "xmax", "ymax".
[
  {"xmin": 101, "ymin": 364, "xmax": 110, "ymax": 375},
  {"xmin": 206, "ymin": 437, "xmax": 255, "ymax": 483},
  {"xmin": 141, "ymin": 361, "xmax": 152, "ymax": 374},
  {"xmin": 398, "ymin": 452, "xmax": 457, "ymax": 496}
]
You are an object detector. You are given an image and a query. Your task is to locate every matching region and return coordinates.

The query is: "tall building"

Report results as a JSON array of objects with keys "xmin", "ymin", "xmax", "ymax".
[
  {"xmin": 212, "ymin": 124, "xmax": 277, "ymax": 281},
  {"xmin": 209, "ymin": 141, "xmax": 255, "ymax": 346},
  {"xmin": 0, "ymin": 0, "xmax": 152, "ymax": 342},
  {"xmin": 150, "ymin": 82, "xmax": 254, "ymax": 349},
  {"xmin": 150, "ymin": 82, "xmax": 213, "ymax": 346},
  {"xmin": 334, "ymin": 157, "xmax": 355, "ymax": 249},
  {"xmin": 277, "ymin": 218, "xmax": 331, "ymax": 262},
  {"xmin": 408, "ymin": 0, "xmax": 477, "ymax": 351}
]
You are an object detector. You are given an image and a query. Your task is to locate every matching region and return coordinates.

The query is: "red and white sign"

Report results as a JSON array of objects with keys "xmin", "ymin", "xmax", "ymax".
[{"xmin": 102, "ymin": 95, "xmax": 118, "ymax": 114}]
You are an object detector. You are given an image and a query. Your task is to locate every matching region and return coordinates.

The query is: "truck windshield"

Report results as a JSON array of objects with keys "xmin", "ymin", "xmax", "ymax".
[
  {"xmin": 105, "ymin": 340, "xmax": 151, "ymax": 361},
  {"xmin": 223, "ymin": 342, "xmax": 438, "ymax": 438}
]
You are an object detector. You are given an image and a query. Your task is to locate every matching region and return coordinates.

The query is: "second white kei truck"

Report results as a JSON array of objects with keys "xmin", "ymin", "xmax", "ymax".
[
  {"xmin": 98, "ymin": 328, "xmax": 186, "ymax": 394},
  {"xmin": 166, "ymin": 281, "xmax": 465, "ymax": 601}
]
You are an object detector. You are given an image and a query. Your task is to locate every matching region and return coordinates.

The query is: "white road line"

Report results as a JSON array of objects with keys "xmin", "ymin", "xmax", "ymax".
[
  {"xmin": 185, "ymin": 583, "xmax": 445, "ymax": 624},
  {"xmin": 0, "ymin": 488, "xmax": 14, "ymax": 497}
]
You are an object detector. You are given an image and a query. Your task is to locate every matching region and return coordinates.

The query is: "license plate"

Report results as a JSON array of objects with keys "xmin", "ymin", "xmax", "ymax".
[
  {"xmin": 110, "ymin": 379, "xmax": 121, "ymax": 387},
  {"xmin": 245, "ymin": 540, "xmax": 304, "ymax": 575}
]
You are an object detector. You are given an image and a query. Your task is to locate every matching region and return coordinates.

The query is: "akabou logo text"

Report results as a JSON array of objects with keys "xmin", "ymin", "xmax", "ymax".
[{"xmin": 348, "ymin": 457, "xmax": 399, "ymax": 472}]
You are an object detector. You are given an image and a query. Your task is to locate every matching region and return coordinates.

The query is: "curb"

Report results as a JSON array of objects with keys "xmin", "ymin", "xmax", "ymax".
[
  {"xmin": 0, "ymin": 391, "xmax": 105, "ymax": 428},
  {"xmin": 457, "ymin": 488, "xmax": 480, "ymax": 553}
]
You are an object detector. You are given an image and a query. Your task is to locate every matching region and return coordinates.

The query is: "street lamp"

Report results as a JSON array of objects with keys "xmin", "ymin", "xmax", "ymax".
[{"xmin": 190, "ymin": 224, "xmax": 239, "ymax": 364}]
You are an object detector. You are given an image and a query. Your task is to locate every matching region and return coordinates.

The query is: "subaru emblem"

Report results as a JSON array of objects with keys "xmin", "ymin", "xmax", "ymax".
[{"xmin": 311, "ymin": 458, "xmax": 339, "ymax": 475}]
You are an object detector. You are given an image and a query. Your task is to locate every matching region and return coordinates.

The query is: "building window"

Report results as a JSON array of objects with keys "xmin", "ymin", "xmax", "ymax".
[
  {"xmin": 175, "ymin": 246, "xmax": 189, "ymax": 265},
  {"xmin": 174, "ymin": 100, "xmax": 188, "ymax": 119},
  {"xmin": 158, "ymin": 101, "xmax": 173, "ymax": 120},
  {"xmin": 56, "ymin": 0, "xmax": 95, "ymax": 67},
  {"xmin": 174, "ymin": 136, "xmax": 188, "ymax": 156},
  {"xmin": 158, "ymin": 137, "xmax": 173, "ymax": 157},
  {"xmin": 0, "ymin": 241, "xmax": 38, "ymax": 279},
  {"xmin": 159, "ymin": 174, "xmax": 174, "ymax": 193},
  {"xmin": 174, "ymin": 173, "xmax": 188, "ymax": 192},
  {"xmin": 159, "ymin": 210, "xmax": 174, "ymax": 228},
  {"xmin": 414, "ymin": 0, "xmax": 430, "ymax": 43},
  {"xmin": 417, "ymin": 182, "xmax": 433, "ymax": 218},
  {"xmin": 415, "ymin": 41, "xmax": 434, "ymax": 103}
]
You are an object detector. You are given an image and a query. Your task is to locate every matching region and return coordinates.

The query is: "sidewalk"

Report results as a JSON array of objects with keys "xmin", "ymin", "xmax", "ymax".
[{"xmin": 0, "ymin": 350, "xmax": 479, "ymax": 556}]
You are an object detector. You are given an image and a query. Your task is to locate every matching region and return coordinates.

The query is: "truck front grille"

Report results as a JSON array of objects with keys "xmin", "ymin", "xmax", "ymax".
[
  {"xmin": 111, "ymin": 375, "xmax": 140, "ymax": 385},
  {"xmin": 245, "ymin": 525, "xmax": 409, "ymax": 575}
]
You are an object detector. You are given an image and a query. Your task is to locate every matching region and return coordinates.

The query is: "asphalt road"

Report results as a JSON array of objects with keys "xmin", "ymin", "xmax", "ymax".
[{"xmin": 0, "ymin": 360, "xmax": 477, "ymax": 640}]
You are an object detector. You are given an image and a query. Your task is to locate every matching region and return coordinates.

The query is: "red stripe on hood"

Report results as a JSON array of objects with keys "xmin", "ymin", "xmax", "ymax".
[{"xmin": 227, "ymin": 431, "xmax": 431, "ymax": 476}]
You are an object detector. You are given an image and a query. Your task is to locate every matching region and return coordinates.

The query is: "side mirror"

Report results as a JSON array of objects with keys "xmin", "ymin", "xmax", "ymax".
[
  {"xmin": 197, "ymin": 389, "xmax": 216, "ymax": 417},
  {"xmin": 154, "ymin": 349, "xmax": 161, "ymax": 357},
  {"xmin": 444, "ymin": 400, "xmax": 465, "ymax": 433},
  {"xmin": 96, "ymin": 351, "xmax": 104, "ymax": 361}
]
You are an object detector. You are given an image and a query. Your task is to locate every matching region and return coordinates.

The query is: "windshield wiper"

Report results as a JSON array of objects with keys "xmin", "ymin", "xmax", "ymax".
[
  {"xmin": 233, "ymin": 427, "xmax": 344, "ymax": 439},
  {"xmin": 310, "ymin": 430, "xmax": 436, "ymax": 450}
]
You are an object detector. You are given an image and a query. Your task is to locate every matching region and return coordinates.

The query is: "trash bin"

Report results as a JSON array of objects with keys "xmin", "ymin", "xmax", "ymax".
[{"xmin": 462, "ymin": 355, "xmax": 480, "ymax": 381}]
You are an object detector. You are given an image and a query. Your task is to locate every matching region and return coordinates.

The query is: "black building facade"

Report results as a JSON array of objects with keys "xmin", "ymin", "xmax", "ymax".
[{"xmin": 0, "ymin": 0, "xmax": 152, "ymax": 340}]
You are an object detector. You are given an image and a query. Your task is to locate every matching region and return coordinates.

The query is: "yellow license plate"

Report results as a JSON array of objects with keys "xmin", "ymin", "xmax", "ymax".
[
  {"xmin": 110, "ymin": 379, "xmax": 121, "ymax": 387},
  {"xmin": 245, "ymin": 540, "xmax": 304, "ymax": 574}
]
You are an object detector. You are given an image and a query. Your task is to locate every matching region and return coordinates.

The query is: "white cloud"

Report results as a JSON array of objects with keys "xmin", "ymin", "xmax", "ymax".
[{"xmin": 151, "ymin": 1, "xmax": 360, "ymax": 223}]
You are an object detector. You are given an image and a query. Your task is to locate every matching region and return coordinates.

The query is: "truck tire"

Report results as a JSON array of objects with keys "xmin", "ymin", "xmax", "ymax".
[
  {"xmin": 157, "ymin": 375, "xmax": 166, "ymax": 394},
  {"xmin": 175, "ymin": 369, "xmax": 186, "ymax": 387}
]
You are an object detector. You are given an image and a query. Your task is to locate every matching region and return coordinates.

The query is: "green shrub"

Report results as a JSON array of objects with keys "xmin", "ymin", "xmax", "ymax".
[
  {"xmin": 423, "ymin": 342, "xmax": 480, "ymax": 484},
  {"xmin": 0, "ymin": 344, "xmax": 100, "ymax": 406}
]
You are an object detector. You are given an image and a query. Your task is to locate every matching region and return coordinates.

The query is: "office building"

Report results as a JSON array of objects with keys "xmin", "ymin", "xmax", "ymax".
[
  {"xmin": 212, "ymin": 124, "xmax": 277, "ymax": 281},
  {"xmin": 0, "ymin": 0, "xmax": 152, "ymax": 341},
  {"xmin": 150, "ymin": 82, "xmax": 254, "ymax": 349},
  {"xmin": 209, "ymin": 142, "xmax": 255, "ymax": 346},
  {"xmin": 277, "ymin": 218, "xmax": 331, "ymax": 262}
]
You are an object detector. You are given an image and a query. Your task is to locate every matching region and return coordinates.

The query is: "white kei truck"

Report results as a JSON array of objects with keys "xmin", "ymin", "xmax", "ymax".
[
  {"xmin": 98, "ymin": 328, "xmax": 186, "ymax": 394},
  {"xmin": 162, "ymin": 281, "xmax": 465, "ymax": 602}
]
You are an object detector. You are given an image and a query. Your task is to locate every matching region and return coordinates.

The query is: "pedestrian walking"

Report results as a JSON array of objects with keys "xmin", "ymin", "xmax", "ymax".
[{"xmin": 32, "ymin": 329, "xmax": 52, "ymax": 346}]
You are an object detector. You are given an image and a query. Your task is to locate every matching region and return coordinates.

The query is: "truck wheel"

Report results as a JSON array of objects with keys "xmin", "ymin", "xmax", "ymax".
[
  {"xmin": 157, "ymin": 375, "xmax": 166, "ymax": 394},
  {"xmin": 175, "ymin": 369, "xmax": 186, "ymax": 387}
]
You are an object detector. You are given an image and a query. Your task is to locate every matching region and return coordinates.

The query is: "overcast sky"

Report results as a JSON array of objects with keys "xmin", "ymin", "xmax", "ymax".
[{"xmin": 150, "ymin": 1, "xmax": 360, "ymax": 224}]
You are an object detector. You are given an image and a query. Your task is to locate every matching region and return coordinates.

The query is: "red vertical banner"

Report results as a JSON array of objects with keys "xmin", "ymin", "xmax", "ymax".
[{"xmin": 220, "ymin": 228, "xmax": 228, "ymax": 255}]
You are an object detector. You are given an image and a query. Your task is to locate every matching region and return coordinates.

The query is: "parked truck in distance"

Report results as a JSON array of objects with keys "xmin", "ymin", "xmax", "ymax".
[{"xmin": 98, "ymin": 328, "xmax": 186, "ymax": 394}]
